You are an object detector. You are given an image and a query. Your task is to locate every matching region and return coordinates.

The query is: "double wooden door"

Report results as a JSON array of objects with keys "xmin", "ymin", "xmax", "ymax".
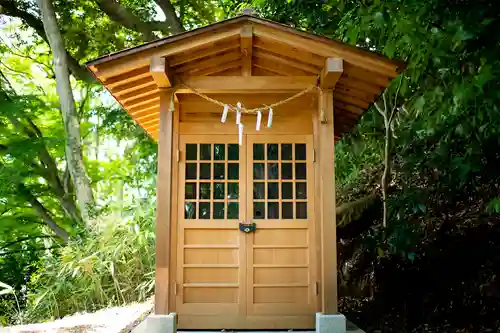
[{"xmin": 176, "ymin": 134, "xmax": 317, "ymax": 329}]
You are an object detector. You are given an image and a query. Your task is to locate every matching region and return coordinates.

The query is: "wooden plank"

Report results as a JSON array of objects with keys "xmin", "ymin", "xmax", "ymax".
[
  {"xmin": 110, "ymin": 76, "xmax": 154, "ymax": 94},
  {"xmin": 168, "ymin": 38, "xmax": 239, "ymax": 67},
  {"xmin": 135, "ymin": 111, "xmax": 160, "ymax": 123},
  {"xmin": 150, "ymin": 56, "xmax": 175, "ymax": 88},
  {"xmin": 320, "ymin": 58, "xmax": 343, "ymax": 89},
  {"xmin": 103, "ymin": 66, "xmax": 150, "ymax": 87},
  {"xmin": 185, "ymin": 60, "xmax": 242, "ymax": 76},
  {"xmin": 177, "ymin": 76, "xmax": 317, "ymax": 93},
  {"xmin": 123, "ymin": 91, "xmax": 160, "ymax": 108},
  {"xmin": 253, "ymin": 66, "xmax": 280, "ymax": 76},
  {"xmin": 155, "ymin": 91, "xmax": 175, "ymax": 314},
  {"xmin": 254, "ymin": 36, "xmax": 325, "ymax": 67},
  {"xmin": 253, "ymin": 57, "xmax": 312, "ymax": 76},
  {"xmin": 334, "ymin": 93, "xmax": 370, "ymax": 110},
  {"xmin": 240, "ymin": 24, "xmax": 253, "ymax": 76},
  {"xmin": 209, "ymin": 66, "xmax": 242, "ymax": 76},
  {"xmin": 253, "ymin": 49, "xmax": 320, "ymax": 75},
  {"xmin": 93, "ymin": 28, "xmax": 241, "ymax": 78},
  {"xmin": 317, "ymin": 89, "xmax": 338, "ymax": 314},
  {"xmin": 129, "ymin": 99, "xmax": 160, "ymax": 114},
  {"xmin": 119, "ymin": 85, "xmax": 158, "ymax": 101},
  {"xmin": 176, "ymin": 51, "xmax": 241, "ymax": 75},
  {"xmin": 168, "ymin": 109, "xmax": 179, "ymax": 311}
]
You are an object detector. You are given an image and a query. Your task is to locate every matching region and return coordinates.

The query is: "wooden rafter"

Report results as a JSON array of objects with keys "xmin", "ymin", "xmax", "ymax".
[
  {"xmin": 175, "ymin": 51, "xmax": 241, "ymax": 75},
  {"xmin": 240, "ymin": 24, "xmax": 253, "ymax": 76},
  {"xmin": 168, "ymin": 38, "xmax": 239, "ymax": 67},
  {"xmin": 253, "ymin": 49, "xmax": 320, "ymax": 75},
  {"xmin": 119, "ymin": 85, "xmax": 158, "ymax": 101}
]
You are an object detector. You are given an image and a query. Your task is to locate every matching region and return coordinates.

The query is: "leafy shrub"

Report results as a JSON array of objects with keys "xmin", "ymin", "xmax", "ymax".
[{"xmin": 23, "ymin": 203, "xmax": 155, "ymax": 322}]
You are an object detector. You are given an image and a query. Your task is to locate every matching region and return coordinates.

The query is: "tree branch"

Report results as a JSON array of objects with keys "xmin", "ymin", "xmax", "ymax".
[
  {"xmin": 1, "ymin": 245, "xmax": 62, "ymax": 256},
  {"xmin": 0, "ymin": 235, "xmax": 54, "ymax": 251},
  {"xmin": 0, "ymin": 0, "xmax": 95, "ymax": 82},
  {"xmin": 389, "ymin": 76, "xmax": 404, "ymax": 123},
  {"xmin": 155, "ymin": 0, "xmax": 184, "ymax": 33}
]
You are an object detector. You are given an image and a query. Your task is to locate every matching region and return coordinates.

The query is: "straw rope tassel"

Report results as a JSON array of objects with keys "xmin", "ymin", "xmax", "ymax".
[{"xmin": 169, "ymin": 89, "xmax": 176, "ymax": 112}]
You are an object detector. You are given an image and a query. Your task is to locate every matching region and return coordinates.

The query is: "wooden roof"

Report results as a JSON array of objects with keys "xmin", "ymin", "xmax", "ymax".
[{"xmin": 86, "ymin": 15, "xmax": 405, "ymax": 140}]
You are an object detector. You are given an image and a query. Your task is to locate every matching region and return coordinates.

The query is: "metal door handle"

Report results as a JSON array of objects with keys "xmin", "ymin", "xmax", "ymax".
[{"xmin": 239, "ymin": 221, "xmax": 257, "ymax": 233}]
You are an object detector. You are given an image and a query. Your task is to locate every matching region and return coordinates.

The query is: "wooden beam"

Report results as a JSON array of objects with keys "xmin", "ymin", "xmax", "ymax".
[
  {"xmin": 177, "ymin": 76, "xmax": 317, "ymax": 93},
  {"xmin": 155, "ymin": 91, "xmax": 175, "ymax": 314},
  {"xmin": 253, "ymin": 49, "xmax": 320, "ymax": 75},
  {"xmin": 150, "ymin": 56, "xmax": 175, "ymax": 88},
  {"xmin": 317, "ymin": 89, "xmax": 338, "ymax": 314},
  {"xmin": 240, "ymin": 24, "xmax": 253, "ymax": 76},
  {"xmin": 320, "ymin": 58, "xmax": 343, "ymax": 89},
  {"xmin": 175, "ymin": 51, "xmax": 241, "ymax": 75}
]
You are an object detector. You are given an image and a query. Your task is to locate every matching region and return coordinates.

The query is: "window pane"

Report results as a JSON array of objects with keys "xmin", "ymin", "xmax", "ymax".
[
  {"xmin": 268, "ymin": 163, "xmax": 278, "ymax": 180},
  {"xmin": 228, "ymin": 183, "xmax": 239, "ymax": 200},
  {"xmin": 214, "ymin": 183, "xmax": 225, "ymax": 200},
  {"xmin": 296, "ymin": 202, "xmax": 307, "ymax": 219},
  {"xmin": 268, "ymin": 202, "xmax": 279, "ymax": 219},
  {"xmin": 281, "ymin": 163, "xmax": 293, "ymax": 180},
  {"xmin": 253, "ymin": 163, "xmax": 265, "ymax": 180},
  {"xmin": 213, "ymin": 203, "xmax": 225, "ymax": 219},
  {"xmin": 267, "ymin": 144, "xmax": 278, "ymax": 160},
  {"xmin": 253, "ymin": 144, "xmax": 265, "ymax": 160},
  {"xmin": 200, "ymin": 163, "xmax": 211, "ymax": 180},
  {"xmin": 214, "ymin": 144, "xmax": 225, "ymax": 160},
  {"xmin": 185, "ymin": 183, "xmax": 196, "ymax": 199},
  {"xmin": 214, "ymin": 163, "xmax": 225, "ymax": 180},
  {"xmin": 282, "ymin": 183, "xmax": 293, "ymax": 199},
  {"xmin": 199, "ymin": 183, "xmax": 210, "ymax": 199},
  {"xmin": 186, "ymin": 163, "xmax": 197, "ymax": 180},
  {"xmin": 282, "ymin": 202, "xmax": 293, "ymax": 219},
  {"xmin": 254, "ymin": 202, "xmax": 265, "ymax": 219},
  {"xmin": 228, "ymin": 144, "xmax": 239, "ymax": 160},
  {"xmin": 295, "ymin": 163, "xmax": 307, "ymax": 180},
  {"xmin": 253, "ymin": 183, "xmax": 265, "ymax": 199},
  {"xmin": 199, "ymin": 202, "xmax": 210, "ymax": 219},
  {"xmin": 200, "ymin": 144, "xmax": 211, "ymax": 160},
  {"xmin": 295, "ymin": 144, "xmax": 306, "ymax": 160},
  {"xmin": 186, "ymin": 144, "xmax": 197, "ymax": 161},
  {"xmin": 227, "ymin": 202, "xmax": 239, "ymax": 219},
  {"xmin": 228, "ymin": 163, "xmax": 239, "ymax": 180},
  {"xmin": 184, "ymin": 202, "xmax": 196, "ymax": 219},
  {"xmin": 296, "ymin": 182, "xmax": 307, "ymax": 199},
  {"xmin": 281, "ymin": 144, "xmax": 292, "ymax": 160},
  {"xmin": 268, "ymin": 182, "xmax": 279, "ymax": 199}
]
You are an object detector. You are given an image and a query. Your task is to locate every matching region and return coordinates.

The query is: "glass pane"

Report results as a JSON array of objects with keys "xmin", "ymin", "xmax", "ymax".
[
  {"xmin": 281, "ymin": 163, "xmax": 293, "ymax": 180},
  {"xmin": 184, "ymin": 202, "xmax": 196, "ymax": 219},
  {"xmin": 268, "ymin": 163, "xmax": 278, "ymax": 180},
  {"xmin": 253, "ymin": 183, "xmax": 265, "ymax": 199},
  {"xmin": 281, "ymin": 144, "xmax": 292, "ymax": 160},
  {"xmin": 282, "ymin": 183, "xmax": 293, "ymax": 199},
  {"xmin": 186, "ymin": 144, "xmax": 197, "ymax": 161},
  {"xmin": 214, "ymin": 144, "xmax": 225, "ymax": 160},
  {"xmin": 267, "ymin": 144, "xmax": 278, "ymax": 160},
  {"xmin": 296, "ymin": 182, "xmax": 307, "ymax": 199},
  {"xmin": 253, "ymin": 163, "xmax": 265, "ymax": 180},
  {"xmin": 199, "ymin": 202, "xmax": 210, "ymax": 219},
  {"xmin": 214, "ymin": 183, "xmax": 225, "ymax": 200},
  {"xmin": 254, "ymin": 202, "xmax": 265, "ymax": 219},
  {"xmin": 185, "ymin": 183, "xmax": 196, "ymax": 199},
  {"xmin": 228, "ymin": 144, "xmax": 239, "ymax": 161},
  {"xmin": 227, "ymin": 202, "xmax": 239, "ymax": 219},
  {"xmin": 228, "ymin": 163, "xmax": 239, "ymax": 180},
  {"xmin": 199, "ymin": 183, "xmax": 210, "ymax": 199},
  {"xmin": 253, "ymin": 144, "xmax": 265, "ymax": 160},
  {"xmin": 295, "ymin": 144, "xmax": 306, "ymax": 160},
  {"xmin": 282, "ymin": 202, "xmax": 294, "ymax": 219},
  {"xmin": 214, "ymin": 163, "xmax": 225, "ymax": 180},
  {"xmin": 228, "ymin": 183, "xmax": 239, "ymax": 199},
  {"xmin": 296, "ymin": 163, "xmax": 307, "ymax": 180},
  {"xmin": 186, "ymin": 163, "xmax": 197, "ymax": 180},
  {"xmin": 213, "ymin": 202, "xmax": 225, "ymax": 219},
  {"xmin": 296, "ymin": 202, "xmax": 307, "ymax": 219},
  {"xmin": 268, "ymin": 182, "xmax": 279, "ymax": 199},
  {"xmin": 200, "ymin": 163, "xmax": 211, "ymax": 180},
  {"xmin": 200, "ymin": 144, "xmax": 211, "ymax": 160},
  {"xmin": 268, "ymin": 202, "xmax": 279, "ymax": 219}
]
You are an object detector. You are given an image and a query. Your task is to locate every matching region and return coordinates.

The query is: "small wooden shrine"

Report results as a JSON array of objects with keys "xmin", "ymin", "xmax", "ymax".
[{"xmin": 87, "ymin": 14, "xmax": 403, "ymax": 331}]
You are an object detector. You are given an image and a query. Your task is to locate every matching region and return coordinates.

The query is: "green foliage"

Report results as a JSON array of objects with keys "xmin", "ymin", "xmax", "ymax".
[{"xmin": 24, "ymin": 202, "xmax": 155, "ymax": 322}]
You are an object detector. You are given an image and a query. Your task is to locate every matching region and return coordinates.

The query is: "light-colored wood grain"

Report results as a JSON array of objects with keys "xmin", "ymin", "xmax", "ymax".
[
  {"xmin": 150, "ymin": 56, "xmax": 175, "ymax": 88},
  {"xmin": 253, "ymin": 36, "xmax": 325, "ymax": 67},
  {"xmin": 253, "ymin": 56, "xmax": 313, "ymax": 76},
  {"xmin": 168, "ymin": 109, "xmax": 179, "ymax": 312},
  {"xmin": 317, "ymin": 89, "xmax": 338, "ymax": 314},
  {"xmin": 155, "ymin": 91, "xmax": 175, "ymax": 314},
  {"xmin": 176, "ymin": 51, "xmax": 241, "ymax": 74},
  {"xmin": 103, "ymin": 66, "xmax": 150, "ymax": 88},
  {"xmin": 253, "ymin": 49, "xmax": 320, "ymax": 75},
  {"xmin": 320, "ymin": 58, "xmax": 343, "ymax": 89},
  {"xmin": 185, "ymin": 59, "xmax": 242, "ymax": 76},
  {"xmin": 168, "ymin": 38, "xmax": 239, "ymax": 67},
  {"xmin": 241, "ymin": 25, "xmax": 253, "ymax": 76}
]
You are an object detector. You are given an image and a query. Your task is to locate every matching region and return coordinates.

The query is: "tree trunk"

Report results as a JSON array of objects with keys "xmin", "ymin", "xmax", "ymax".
[
  {"xmin": 155, "ymin": 0, "xmax": 185, "ymax": 33},
  {"xmin": 36, "ymin": 0, "xmax": 95, "ymax": 224},
  {"xmin": 381, "ymin": 120, "xmax": 392, "ymax": 229}
]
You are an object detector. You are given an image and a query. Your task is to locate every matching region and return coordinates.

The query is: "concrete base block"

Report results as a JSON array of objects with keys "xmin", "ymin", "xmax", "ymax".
[
  {"xmin": 132, "ymin": 313, "xmax": 177, "ymax": 333},
  {"xmin": 316, "ymin": 312, "xmax": 346, "ymax": 333}
]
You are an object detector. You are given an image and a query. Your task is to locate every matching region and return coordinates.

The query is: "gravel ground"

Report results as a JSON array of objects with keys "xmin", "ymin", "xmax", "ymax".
[{"xmin": 0, "ymin": 299, "xmax": 153, "ymax": 333}]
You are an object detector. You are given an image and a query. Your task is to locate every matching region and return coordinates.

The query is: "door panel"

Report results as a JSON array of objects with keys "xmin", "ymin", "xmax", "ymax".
[
  {"xmin": 246, "ymin": 135, "xmax": 316, "ymax": 319},
  {"xmin": 176, "ymin": 135, "xmax": 246, "ymax": 318}
]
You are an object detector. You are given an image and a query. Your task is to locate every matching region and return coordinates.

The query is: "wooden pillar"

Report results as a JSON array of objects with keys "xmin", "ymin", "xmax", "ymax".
[
  {"xmin": 318, "ymin": 89, "xmax": 338, "ymax": 314},
  {"xmin": 155, "ymin": 89, "xmax": 175, "ymax": 314}
]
